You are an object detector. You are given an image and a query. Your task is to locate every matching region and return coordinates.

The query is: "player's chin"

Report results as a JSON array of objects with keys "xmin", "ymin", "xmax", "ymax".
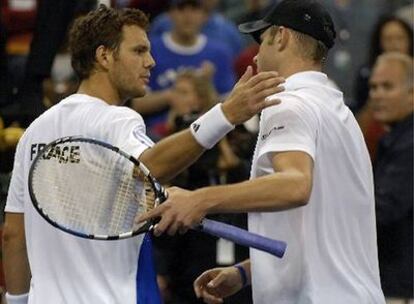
[
  {"xmin": 129, "ymin": 87, "xmax": 147, "ymax": 99},
  {"xmin": 119, "ymin": 89, "xmax": 146, "ymax": 104}
]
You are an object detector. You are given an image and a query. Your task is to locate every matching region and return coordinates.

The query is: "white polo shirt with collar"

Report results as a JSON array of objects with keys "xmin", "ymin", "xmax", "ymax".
[{"xmin": 249, "ymin": 71, "xmax": 385, "ymax": 304}]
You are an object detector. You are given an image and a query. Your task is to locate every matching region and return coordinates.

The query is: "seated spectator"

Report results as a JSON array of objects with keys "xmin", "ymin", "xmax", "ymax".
[{"xmin": 369, "ymin": 52, "xmax": 413, "ymax": 304}]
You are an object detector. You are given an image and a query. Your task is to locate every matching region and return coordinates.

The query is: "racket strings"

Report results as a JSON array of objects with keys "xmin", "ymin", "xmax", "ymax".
[
  {"xmin": 31, "ymin": 141, "xmax": 152, "ymax": 236},
  {"xmin": 129, "ymin": 167, "xmax": 158, "ymax": 228},
  {"xmin": 110, "ymin": 165, "xmax": 140, "ymax": 234}
]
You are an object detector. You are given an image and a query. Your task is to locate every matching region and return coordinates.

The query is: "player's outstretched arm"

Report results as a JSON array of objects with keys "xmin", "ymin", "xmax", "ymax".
[
  {"xmin": 194, "ymin": 260, "xmax": 251, "ymax": 304},
  {"xmin": 140, "ymin": 67, "xmax": 285, "ymax": 183},
  {"xmin": 139, "ymin": 151, "xmax": 313, "ymax": 235}
]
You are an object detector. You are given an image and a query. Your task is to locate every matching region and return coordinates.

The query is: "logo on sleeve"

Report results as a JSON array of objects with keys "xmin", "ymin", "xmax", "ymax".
[
  {"xmin": 132, "ymin": 126, "xmax": 153, "ymax": 146},
  {"xmin": 192, "ymin": 123, "xmax": 200, "ymax": 133},
  {"xmin": 261, "ymin": 125, "xmax": 285, "ymax": 141}
]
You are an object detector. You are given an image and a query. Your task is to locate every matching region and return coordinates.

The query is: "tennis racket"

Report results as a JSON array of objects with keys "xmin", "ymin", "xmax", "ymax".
[{"xmin": 28, "ymin": 136, "xmax": 287, "ymax": 258}]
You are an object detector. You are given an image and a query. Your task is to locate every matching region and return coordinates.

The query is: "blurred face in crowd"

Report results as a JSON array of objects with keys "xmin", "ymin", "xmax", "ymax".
[
  {"xmin": 107, "ymin": 25, "xmax": 155, "ymax": 102},
  {"xmin": 380, "ymin": 21, "xmax": 411, "ymax": 55},
  {"xmin": 170, "ymin": 5, "xmax": 206, "ymax": 39},
  {"xmin": 171, "ymin": 77, "xmax": 201, "ymax": 115},
  {"xmin": 369, "ymin": 59, "xmax": 413, "ymax": 124}
]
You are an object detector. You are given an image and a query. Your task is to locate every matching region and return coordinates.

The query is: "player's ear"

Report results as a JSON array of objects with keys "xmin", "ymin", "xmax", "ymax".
[
  {"xmin": 277, "ymin": 26, "xmax": 289, "ymax": 51},
  {"xmin": 95, "ymin": 45, "xmax": 113, "ymax": 70}
]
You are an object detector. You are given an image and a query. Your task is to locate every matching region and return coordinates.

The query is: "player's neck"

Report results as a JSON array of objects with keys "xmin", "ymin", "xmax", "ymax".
[
  {"xmin": 277, "ymin": 57, "xmax": 322, "ymax": 79},
  {"xmin": 77, "ymin": 74, "xmax": 122, "ymax": 106}
]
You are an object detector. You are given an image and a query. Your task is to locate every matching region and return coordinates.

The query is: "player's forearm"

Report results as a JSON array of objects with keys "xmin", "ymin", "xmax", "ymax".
[
  {"xmin": 197, "ymin": 171, "xmax": 311, "ymax": 213},
  {"xmin": 2, "ymin": 216, "xmax": 31, "ymax": 294},
  {"xmin": 140, "ymin": 129, "xmax": 205, "ymax": 183}
]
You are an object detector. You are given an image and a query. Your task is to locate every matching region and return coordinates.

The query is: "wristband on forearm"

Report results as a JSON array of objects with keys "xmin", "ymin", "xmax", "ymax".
[
  {"xmin": 190, "ymin": 104, "xmax": 235, "ymax": 149},
  {"xmin": 234, "ymin": 264, "xmax": 249, "ymax": 287},
  {"xmin": 5, "ymin": 292, "xmax": 29, "ymax": 304}
]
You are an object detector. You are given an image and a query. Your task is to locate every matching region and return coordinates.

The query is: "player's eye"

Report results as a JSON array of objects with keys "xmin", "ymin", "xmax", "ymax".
[{"xmin": 134, "ymin": 47, "xmax": 149, "ymax": 55}]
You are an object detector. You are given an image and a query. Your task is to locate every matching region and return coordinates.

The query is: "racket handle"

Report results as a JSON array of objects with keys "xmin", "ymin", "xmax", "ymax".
[{"xmin": 198, "ymin": 219, "xmax": 286, "ymax": 258}]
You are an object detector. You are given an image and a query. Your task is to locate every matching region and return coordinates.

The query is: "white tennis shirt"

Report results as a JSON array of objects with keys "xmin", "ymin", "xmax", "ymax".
[
  {"xmin": 249, "ymin": 72, "xmax": 385, "ymax": 304},
  {"xmin": 6, "ymin": 94, "xmax": 154, "ymax": 304}
]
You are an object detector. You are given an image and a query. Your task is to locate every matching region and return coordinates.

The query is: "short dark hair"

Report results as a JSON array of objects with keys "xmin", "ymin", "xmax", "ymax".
[{"xmin": 69, "ymin": 5, "xmax": 149, "ymax": 80}]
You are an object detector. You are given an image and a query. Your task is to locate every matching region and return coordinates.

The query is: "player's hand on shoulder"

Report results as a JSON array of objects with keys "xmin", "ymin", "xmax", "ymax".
[
  {"xmin": 194, "ymin": 266, "xmax": 244, "ymax": 304},
  {"xmin": 221, "ymin": 66, "xmax": 285, "ymax": 125}
]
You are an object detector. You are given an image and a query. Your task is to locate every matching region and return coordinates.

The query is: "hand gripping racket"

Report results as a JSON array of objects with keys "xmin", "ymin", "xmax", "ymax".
[{"xmin": 28, "ymin": 136, "xmax": 286, "ymax": 258}]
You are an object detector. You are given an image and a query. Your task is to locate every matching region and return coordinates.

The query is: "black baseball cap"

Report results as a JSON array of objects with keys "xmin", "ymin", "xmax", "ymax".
[{"xmin": 239, "ymin": 0, "xmax": 336, "ymax": 49}]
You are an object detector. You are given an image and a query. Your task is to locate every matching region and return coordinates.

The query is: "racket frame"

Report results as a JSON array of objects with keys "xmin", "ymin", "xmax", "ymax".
[{"xmin": 28, "ymin": 136, "xmax": 165, "ymax": 240}]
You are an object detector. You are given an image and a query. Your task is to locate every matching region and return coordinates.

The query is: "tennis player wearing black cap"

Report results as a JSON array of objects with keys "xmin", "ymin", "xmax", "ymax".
[{"xmin": 139, "ymin": 0, "xmax": 386, "ymax": 303}]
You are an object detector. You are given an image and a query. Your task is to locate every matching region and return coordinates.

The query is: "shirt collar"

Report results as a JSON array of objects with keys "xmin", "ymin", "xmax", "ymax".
[
  {"xmin": 162, "ymin": 32, "xmax": 207, "ymax": 55},
  {"xmin": 283, "ymin": 71, "xmax": 329, "ymax": 91}
]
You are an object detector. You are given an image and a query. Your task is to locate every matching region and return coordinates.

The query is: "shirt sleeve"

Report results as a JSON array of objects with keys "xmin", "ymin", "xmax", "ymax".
[
  {"xmin": 257, "ymin": 96, "xmax": 318, "ymax": 164},
  {"xmin": 5, "ymin": 136, "xmax": 26, "ymax": 213},
  {"xmin": 104, "ymin": 106, "xmax": 154, "ymax": 159}
]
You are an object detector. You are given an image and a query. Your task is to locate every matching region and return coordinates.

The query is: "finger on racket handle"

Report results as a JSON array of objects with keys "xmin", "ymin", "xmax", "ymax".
[{"xmin": 198, "ymin": 219, "xmax": 287, "ymax": 258}]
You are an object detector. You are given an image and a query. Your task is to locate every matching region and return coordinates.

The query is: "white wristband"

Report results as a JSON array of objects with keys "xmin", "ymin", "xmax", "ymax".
[
  {"xmin": 190, "ymin": 104, "xmax": 235, "ymax": 149},
  {"xmin": 5, "ymin": 292, "xmax": 29, "ymax": 304}
]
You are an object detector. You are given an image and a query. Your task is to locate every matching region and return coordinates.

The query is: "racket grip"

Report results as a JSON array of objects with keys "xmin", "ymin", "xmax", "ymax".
[{"xmin": 199, "ymin": 219, "xmax": 287, "ymax": 258}]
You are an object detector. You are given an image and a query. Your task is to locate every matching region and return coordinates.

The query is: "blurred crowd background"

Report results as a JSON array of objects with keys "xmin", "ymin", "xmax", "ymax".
[{"xmin": 0, "ymin": 0, "xmax": 412, "ymax": 303}]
